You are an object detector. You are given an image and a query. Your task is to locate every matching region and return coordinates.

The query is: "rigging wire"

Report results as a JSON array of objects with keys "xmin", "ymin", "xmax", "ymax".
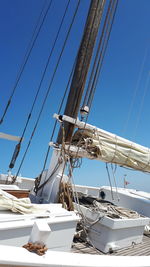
[
  {"xmin": 12, "ymin": 0, "xmax": 81, "ymax": 182},
  {"xmin": 34, "ymin": 161, "xmax": 61, "ymax": 194},
  {"xmin": 8, "ymin": 0, "xmax": 71, "ymax": 171},
  {"xmin": 66, "ymin": 0, "xmax": 119, "ymax": 198},
  {"xmin": 82, "ymin": 0, "xmax": 113, "ymax": 108},
  {"xmin": 71, "ymin": 0, "xmax": 105, "ymax": 118},
  {"xmin": 35, "ymin": 61, "xmax": 76, "ymax": 194},
  {"xmin": 33, "ymin": 0, "xmax": 119, "ymax": 211},
  {"xmin": 87, "ymin": 0, "xmax": 119, "ymax": 110},
  {"xmin": 106, "ymin": 163, "xmax": 114, "ymax": 200},
  {"xmin": 36, "ymin": 122, "xmax": 68, "ymax": 197},
  {"xmin": 70, "ymin": 170, "xmax": 103, "ymax": 254},
  {"xmin": 38, "ymin": 0, "xmax": 104, "ymax": 180},
  {"xmin": 55, "ymin": 0, "xmax": 119, "ymax": 181},
  {"xmin": 111, "ymin": 163, "xmax": 120, "ymax": 201},
  {"xmin": 122, "ymin": 47, "xmax": 148, "ymax": 136},
  {"xmin": 55, "ymin": 0, "xmax": 106, "ymax": 154},
  {"xmin": 40, "ymin": 60, "xmax": 76, "ymax": 174},
  {"xmin": 0, "ymin": 0, "xmax": 52, "ymax": 125},
  {"xmin": 133, "ymin": 71, "xmax": 150, "ymax": 139},
  {"xmin": 33, "ymin": 57, "xmax": 76, "ymax": 194},
  {"xmin": 69, "ymin": 0, "xmax": 118, "ymax": 160},
  {"xmin": 58, "ymin": 0, "xmax": 103, "ymax": 161}
]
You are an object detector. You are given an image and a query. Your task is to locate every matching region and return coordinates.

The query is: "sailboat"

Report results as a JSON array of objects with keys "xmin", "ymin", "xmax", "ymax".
[{"xmin": 0, "ymin": 0, "xmax": 150, "ymax": 266}]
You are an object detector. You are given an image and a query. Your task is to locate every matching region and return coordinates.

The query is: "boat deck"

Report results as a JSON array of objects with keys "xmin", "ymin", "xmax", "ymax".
[{"xmin": 72, "ymin": 234, "xmax": 150, "ymax": 256}]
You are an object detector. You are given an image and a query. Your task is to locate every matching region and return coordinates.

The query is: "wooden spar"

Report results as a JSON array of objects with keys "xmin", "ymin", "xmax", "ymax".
[
  {"xmin": 57, "ymin": 0, "xmax": 106, "ymax": 144},
  {"xmin": 0, "ymin": 132, "xmax": 22, "ymax": 142}
]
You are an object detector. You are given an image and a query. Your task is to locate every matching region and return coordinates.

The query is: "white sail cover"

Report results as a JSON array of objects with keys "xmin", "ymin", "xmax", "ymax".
[
  {"xmin": 0, "ymin": 189, "xmax": 49, "ymax": 214},
  {"xmin": 70, "ymin": 128, "xmax": 150, "ymax": 173}
]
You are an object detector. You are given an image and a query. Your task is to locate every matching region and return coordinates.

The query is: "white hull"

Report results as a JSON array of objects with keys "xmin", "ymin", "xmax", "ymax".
[
  {"xmin": 0, "ymin": 176, "xmax": 150, "ymax": 266},
  {"xmin": 0, "ymin": 244, "xmax": 149, "ymax": 267}
]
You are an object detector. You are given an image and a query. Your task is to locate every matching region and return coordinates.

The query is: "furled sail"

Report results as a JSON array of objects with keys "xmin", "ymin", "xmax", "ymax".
[
  {"xmin": 54, "ymin": 114, "xmax": 150, "ymax": 173},
  {"xmin": 70, "ymin": 128, "xmax": 150, "ymax": 172},
  {"xmin": 0, "ymin": 189, "xmax": 50, "ymax": 214}
]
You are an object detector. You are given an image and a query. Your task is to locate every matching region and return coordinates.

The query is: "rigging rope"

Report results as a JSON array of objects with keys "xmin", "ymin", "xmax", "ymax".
[
  {"xmin": 122, "ymin": 47, "xmax": 149, "ymax": 136},
  {"xmin": 68, "ymin": 0, "xmax": 118, "ymax": 160},
  {"xmin": 106, "ymin": 163, "xmax": 114, "ymax": 200},
  {"xmin": 45, "ymin": 1, "xmax": 119, "ymax": 192},
  {"xmin": 57, "ymin": 145, "xmax": 74, "ymax": 211},
  {"xmin": 33, "ymin": 57, "xmax": 76, "ymax": 194},
  {"xmin": 36, "ymin": 123, "xmax": 66, "ymax": 196},
  {"xmin": 12, "ymin": 0, "xmax": 81, "ymax": 183},
  {"xmin": 8, "ymin": 0, "xmax": 71, "ymax": 171},
  {"xmin": 56, "ymin": 0, "xmax": 106, "ymax": 159},
  {"xmin": 38, "ymin": 0, "xmax": 118, "ymax": 182},
  {"xmin": 82, "ymin": 0, "xmax": 113, "ymax": 108},
  {"xmin": 71, "ymin": 0, "xmax": 105, "ymax": 118},
  {"xmin": 87, "ymin": 0, "xmax": 118, "ymax": 110},
  {"xmin": 0, "ymin": 0, "xmax": 52, "ymax": 125},
  {"xmin": 133, "ymin": 71, "xmax": 150, "ymax": 139},
  {"xmin": 34, "ymin": 161, "xmax": 60, "ymax": 194},
  {"xmin": 40, "ymin": 59, "xmax": 76, "ymax": 174},
  {"xmin": 66, "ymin": 0, "xmax": 119, "ymax": 171},
  {"xmin": 111, "ymin": 163, "xmax": 120, "ymax": 201}
]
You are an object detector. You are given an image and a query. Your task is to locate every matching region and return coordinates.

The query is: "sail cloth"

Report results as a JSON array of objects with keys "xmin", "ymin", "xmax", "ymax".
[
  {"xmin": 0, "ymin": 189, "xmax": 49, "ymax": 214},
  {"xmin": 70, "ymin": 129, "xmax": 150, "ymax": 173}
]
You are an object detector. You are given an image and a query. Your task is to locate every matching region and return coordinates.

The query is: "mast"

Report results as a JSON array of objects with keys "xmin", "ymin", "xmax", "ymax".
[
  {"xmin": 34, "ymin": 0, "xmax": 106, "ymax": 203},
  {"xmin": 57, "ymin": 0, "xmax": 106, "ymax": 144}
]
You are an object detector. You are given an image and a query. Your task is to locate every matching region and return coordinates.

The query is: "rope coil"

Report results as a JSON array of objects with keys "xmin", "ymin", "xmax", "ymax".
[{"xmin": 23, "ymin": 242, "xmax": 48, "ymax": 256}]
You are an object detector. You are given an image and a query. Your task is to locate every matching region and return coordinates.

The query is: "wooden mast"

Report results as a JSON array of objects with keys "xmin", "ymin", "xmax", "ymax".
[{"xmin": 57, "ymin": 0, "xmax": 106, "ymax": 144}]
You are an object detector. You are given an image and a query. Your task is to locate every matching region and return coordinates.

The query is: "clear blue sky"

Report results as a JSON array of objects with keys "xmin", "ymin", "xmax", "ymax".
[{"xmin": 0, "ymin": 0, "xmax": 150, "ymax": 193}]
